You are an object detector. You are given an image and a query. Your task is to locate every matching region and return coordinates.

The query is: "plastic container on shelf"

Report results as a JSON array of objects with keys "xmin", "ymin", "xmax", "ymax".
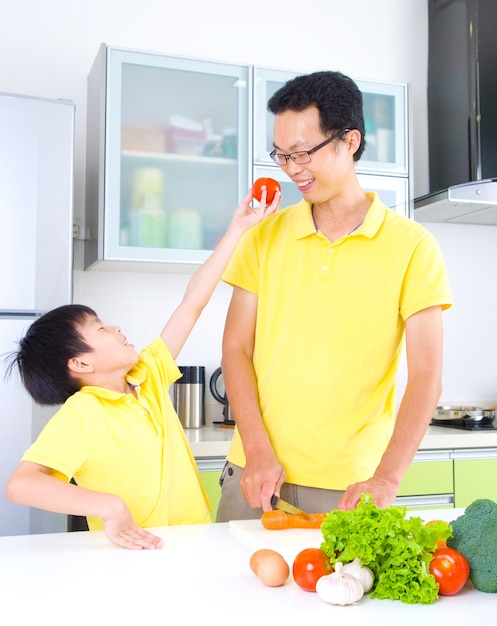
[
  {"xmin": 126, "ymin": 167, "xmax": 168, "ymax": 247},
  {"xmin": 166, "ymin": 115, "xmax": 207, "ymax": 155},
  {"xmin": 167, "ymin": 210, "xmax": 203, "ymax": 249}
]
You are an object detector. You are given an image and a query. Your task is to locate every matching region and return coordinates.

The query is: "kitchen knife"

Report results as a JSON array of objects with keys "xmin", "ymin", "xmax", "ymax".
[{"xmin": 270, "ymin": 495, "xmax": 313, "ymax": 520}]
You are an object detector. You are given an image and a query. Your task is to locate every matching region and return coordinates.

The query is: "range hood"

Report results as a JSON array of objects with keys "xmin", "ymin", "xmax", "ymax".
[
  {"xmin": 414, "ymin": 0, "xmax": 497, "ymax": 224},
  {"xmin": 415, "ymin": 178, "xmax": 497, "ymax": 224}
]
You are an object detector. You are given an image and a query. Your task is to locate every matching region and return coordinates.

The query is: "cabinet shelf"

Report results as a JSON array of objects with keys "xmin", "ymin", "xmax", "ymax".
[{"xmin": 122, "ymin": 150, "xmax": 238, "ymax": 168}]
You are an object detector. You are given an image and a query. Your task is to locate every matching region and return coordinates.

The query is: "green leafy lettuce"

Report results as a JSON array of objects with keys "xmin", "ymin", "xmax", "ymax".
[{"xmin": 320, "ymin": 493, "xmax": 452, "ymax": 604}]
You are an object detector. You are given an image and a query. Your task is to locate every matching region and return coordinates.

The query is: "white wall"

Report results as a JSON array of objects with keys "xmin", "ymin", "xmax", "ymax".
[
  {"xmin": 1, "ymin": 0, "xmax": 496, "ymax": 414},
  {"xmin": 424, "ymin": 222, "xmax": 497, "ymax": 404}
]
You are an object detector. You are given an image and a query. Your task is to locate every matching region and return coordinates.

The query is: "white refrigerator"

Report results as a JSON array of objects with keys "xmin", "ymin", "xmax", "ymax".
[{"xmin": 0, "ymin": 93, "xmax": 74, "ymax": 535}]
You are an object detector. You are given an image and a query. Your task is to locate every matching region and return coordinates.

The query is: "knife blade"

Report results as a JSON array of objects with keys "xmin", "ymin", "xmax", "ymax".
[{"xmin": 270, "ymin": 495, "xmax": 313, "ymax": 520}]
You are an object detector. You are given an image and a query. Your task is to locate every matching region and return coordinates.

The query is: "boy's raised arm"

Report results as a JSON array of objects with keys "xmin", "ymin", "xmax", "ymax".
[{"xmin": 161, "ymin": 188, "xmax": 280, "ymax": 359}]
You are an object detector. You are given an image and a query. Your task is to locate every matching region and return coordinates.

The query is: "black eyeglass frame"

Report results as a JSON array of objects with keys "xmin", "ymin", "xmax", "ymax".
[{"xmin": 269, "ymin": 128, "xmax": 351, "ymax": 166}]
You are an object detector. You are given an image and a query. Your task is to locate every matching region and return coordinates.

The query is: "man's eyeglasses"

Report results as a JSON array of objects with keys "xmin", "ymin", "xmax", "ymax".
[{"xmin": 269, "ymin": 128, "xmax": 351, "ymax": 166}]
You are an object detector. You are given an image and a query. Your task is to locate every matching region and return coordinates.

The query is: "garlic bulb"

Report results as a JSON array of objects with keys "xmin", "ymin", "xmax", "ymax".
[
  {"xmin": 316, "ymin": 562, "xmax": 365, "ymax": 605},
  {"xmin": 342, "ymin": 558, "xmax": 374, "ymax": 592}
]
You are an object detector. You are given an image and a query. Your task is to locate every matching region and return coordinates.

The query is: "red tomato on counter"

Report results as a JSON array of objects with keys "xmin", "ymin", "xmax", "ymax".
[
  {"xmin": 252, "ymin": 177, "xmax": 281, "ymax": 203},
  {"xmin": 429, "ymin": 546, "xmax": 470, "ymax": 595},
  {"xmin": 425, "ymin": 519, "xmax": 450, "ymax": 547},
  {"xmin": 292, "ymin": 548, "xmax": 333, "ymax": 592}
]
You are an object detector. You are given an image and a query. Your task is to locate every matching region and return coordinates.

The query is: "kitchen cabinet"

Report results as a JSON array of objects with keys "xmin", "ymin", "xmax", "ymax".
[
  {"xmin": 254, "ymin": 66, "xmax": 409, "ymax": 174},
  {"xmin": 84, "ymin": 44, "xmax": 249, "ymax": 269},
  {"xmin": 397, "ymin": 452, "xmax": 454, "ymax": 496},
  {"xmin": 253, "ymin": 166, "xmax": 409, "ymax": 217},
  {"xmin": 396, "ymin": 446, "xmax": 497, "ymax": 510},
  {"xmin": 453, "ymin": 449, "xmax": 497, "ymax": 507},
  {"xmin": 355, "ymin": 174, "xmax": 409, "ymax": 216},
  {"xmin": 191, "ymin": 427, "xmax": 497, "ymax": 514},
  {"xmin": 253, "ymin": 66, "xmax": 411, "ymax": 217},
  {"xmin": 84, "ymin": 47, "xmax": 413, "ymax": 271},
  {"xmin": 199, "ymin": 470, "xmax": 222, "ymax": 521},
  {"xmin": 196, "ymin": 457, "xmax": 224, "ymax": 520},
  {"xmin": 396, "ymin": 451, "xmax": 454, "ymax": 510}
]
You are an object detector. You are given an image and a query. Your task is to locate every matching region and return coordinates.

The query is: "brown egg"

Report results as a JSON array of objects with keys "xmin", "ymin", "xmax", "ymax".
[
  {"xmin": 249, "ymin": 549, "xmax": 282, "ymax": 574},
  {"xmin": 256, "ymin": 553, "xmax": 290, "ymax": 587}
]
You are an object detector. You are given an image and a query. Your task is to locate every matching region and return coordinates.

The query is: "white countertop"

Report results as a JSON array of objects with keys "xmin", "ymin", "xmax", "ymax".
[
  {"xmin": 419, "ymin": 425, "xmax": 497, "ymax": 450},
  {"xmin": 0, "ymin": 508, "xmax": 493, "ymax": 625},
  {"xmin": 186, "ymin": 424, "xmax": 234, "ymax": 457},
  {"xmin": 187, "ymin": 424, "xmax": 497, "ymax": 458}
]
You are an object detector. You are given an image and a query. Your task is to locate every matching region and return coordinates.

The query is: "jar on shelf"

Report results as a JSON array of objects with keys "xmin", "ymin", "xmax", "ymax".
[{"xmin": 127, "ymin": 167, "xmax": 167, "ymax": 247}]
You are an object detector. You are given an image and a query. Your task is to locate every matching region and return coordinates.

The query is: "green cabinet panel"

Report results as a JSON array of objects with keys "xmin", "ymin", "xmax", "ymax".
[
  {"xmin": 199, "ymin": 470, "xmax": 222, "ymax": 521},
  {"xmin": 195, "ymin": 450, "xmax": 497, "ymax": 518},
  {"xmin": 397, "ymin": 460, "xmax": 453, "ymax": 497},
  {"xmin": 454, "ymin": 458, "xmax": 497, "ymax": 507}
]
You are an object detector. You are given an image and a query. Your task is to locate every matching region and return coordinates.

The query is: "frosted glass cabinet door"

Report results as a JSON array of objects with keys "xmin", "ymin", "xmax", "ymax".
[
  {"xmin": 253, "ymin": 169, "xmax": 410, "ymax": 217},
  {"xmin": 356, "ymin": 80, "xmax": 408, "ymax": 175},
  {"xmin": 357, "ymin": 174, "xmax": 410, "ymax": 217},
  {"xmin": 86, "ymin": 46, "xmax": 249, "ymax": 267},
  {"xmin": 253, "ymin": 67, "xmax": 408, "ymax": 175},
  {"xmin": 253, "ymin": 66, "xmax": 297, "ymax": 164}
]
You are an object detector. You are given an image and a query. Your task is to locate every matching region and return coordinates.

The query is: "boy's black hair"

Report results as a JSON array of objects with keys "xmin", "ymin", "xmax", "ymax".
[
  {"xmin": 267, "ymin": 70, "xmax": 366, "ymax": 161},
  {"xmin": 4, "ymin": 304, "xmax": 97, "ymax": 406}
]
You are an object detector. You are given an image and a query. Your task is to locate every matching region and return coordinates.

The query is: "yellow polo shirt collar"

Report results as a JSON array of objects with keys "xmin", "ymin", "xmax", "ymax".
[{"xmin": 292, "ymin": 192, "xmax": 386, "ymax": 241}]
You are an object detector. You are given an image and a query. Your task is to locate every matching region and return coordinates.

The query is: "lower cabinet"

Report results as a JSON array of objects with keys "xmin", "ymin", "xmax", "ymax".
[
  {"xmin": 453, "ymin": 450, "xmax": 497, "ymax": 507},
  {"xmin": 195, "ymin": 448, "xmax": 497, "ymax": 520},
  {"xmin": 395, "ymin": 451, "xmax": 454, "ymax": 510},
  {"xmin": 196, "ymin": 458, "xmax": 224, "ymax": 521},
  {"xmin": 396, "ymin": 447, "xmax": 497, "ymax": 511}
]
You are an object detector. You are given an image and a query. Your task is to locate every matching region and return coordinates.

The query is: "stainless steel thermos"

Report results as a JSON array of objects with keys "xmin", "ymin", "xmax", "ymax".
[{"xmin": 173, "ymin": 366, "xmax": 205, "ymax": 428}]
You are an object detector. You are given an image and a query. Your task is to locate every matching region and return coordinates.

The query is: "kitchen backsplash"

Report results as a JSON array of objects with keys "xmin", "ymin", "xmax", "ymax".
[
  {"xmin": 72, "ymin": 244, "xmax": 232, "ymax": 424},
  {"xmin": 72, "ymin": 219, "xmax": 497, "ymax": 422},
  {"xmin": 423, "ymin": 222, "xmax": 497, "ymax": 405}
]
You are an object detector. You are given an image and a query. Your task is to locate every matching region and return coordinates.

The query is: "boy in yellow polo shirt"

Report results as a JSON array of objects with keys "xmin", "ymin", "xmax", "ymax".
[{"xmin": 5, "ymin": 189, "xmax": 279, "ymax": 550}]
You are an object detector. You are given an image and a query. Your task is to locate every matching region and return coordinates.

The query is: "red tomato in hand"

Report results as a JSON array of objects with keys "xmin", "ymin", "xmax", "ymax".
[
  {"xmin": 429, "ymin": 546, "xmax": 470, "ymax": 596},
  {"xmin": 252, "ymin": 177, "xmax": 281, "ymax": 203},
  {"xmin": 292, "ymin": 548, "xmax": 333, "ymax": 592}
]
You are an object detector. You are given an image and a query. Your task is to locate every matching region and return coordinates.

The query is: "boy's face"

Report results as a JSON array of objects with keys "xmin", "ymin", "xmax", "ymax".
[{"xmin": 77, "ymin": 315, "xmax": 139, "ymax": 375}]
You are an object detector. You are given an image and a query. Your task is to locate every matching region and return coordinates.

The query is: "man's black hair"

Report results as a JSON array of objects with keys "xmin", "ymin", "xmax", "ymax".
[{"xmin": 268, "ymin": 70, "xmax": 366, "ymax": 161}]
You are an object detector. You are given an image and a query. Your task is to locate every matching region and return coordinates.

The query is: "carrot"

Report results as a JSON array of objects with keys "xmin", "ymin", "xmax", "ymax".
[{"xmin": 261, "ymin": 510, "xmax": 327, "ymax": 530}]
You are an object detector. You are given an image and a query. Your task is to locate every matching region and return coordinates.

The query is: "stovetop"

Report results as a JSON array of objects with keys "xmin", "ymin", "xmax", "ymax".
[{"xmin": 431, "ymin": 418, "xmax": 497, "ymax": 431}]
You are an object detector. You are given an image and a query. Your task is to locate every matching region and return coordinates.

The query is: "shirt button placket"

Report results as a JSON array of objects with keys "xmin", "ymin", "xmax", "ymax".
[{"xmin": 319, "ymin": 246, "xmax": 333, "ymax": 279}]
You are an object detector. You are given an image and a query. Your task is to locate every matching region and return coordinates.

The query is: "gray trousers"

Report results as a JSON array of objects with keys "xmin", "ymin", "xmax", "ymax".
[{"xmin": 216, "ymin": 461, "xmax": 345, "ymax": 522}]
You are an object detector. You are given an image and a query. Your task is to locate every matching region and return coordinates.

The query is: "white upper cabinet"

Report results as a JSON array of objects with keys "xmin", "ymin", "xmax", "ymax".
[
  {"xmin": 253, "ymin": 66, "xmax": 411, "ymax": 218},
  {"xmin": 253, "ymin": 67, "xmax": 408, "ymax": 175},
  {"xmin": 84, "ymin": 48, "xmax": 411, "ymax": 271},
  {"xmin": 358, "ymin": 80, "xmax": 408, "ymax": 175},
  {"xmin": 84, "ymin": 45, "xmax": 250, "ymax": 269}
]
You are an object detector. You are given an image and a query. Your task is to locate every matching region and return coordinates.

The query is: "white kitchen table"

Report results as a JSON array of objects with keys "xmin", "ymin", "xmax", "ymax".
[{"xmin": 0, "ymin": 508, "xmax": 494, "ymax": 625}]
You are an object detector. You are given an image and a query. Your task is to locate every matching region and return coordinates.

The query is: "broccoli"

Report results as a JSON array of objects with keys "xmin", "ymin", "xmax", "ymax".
[{"xmin": 446, "ymin": 498, "xmax": 497, "ymax": 593}]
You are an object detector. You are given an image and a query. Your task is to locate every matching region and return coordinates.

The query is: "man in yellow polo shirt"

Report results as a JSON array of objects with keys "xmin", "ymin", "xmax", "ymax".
[{"xmin": 216, "ymin": 71, "xmax": 452, "ymax": 521}]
